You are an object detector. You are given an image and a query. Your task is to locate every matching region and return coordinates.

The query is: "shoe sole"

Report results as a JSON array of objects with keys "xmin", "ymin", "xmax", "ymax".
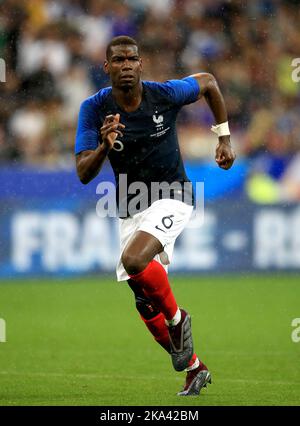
[
  {"xmin": 177, "ymin": 370, "xmax": 212, "ymax": 396},
  {"xmin": 169, "ymin": 313, "xmax": 194, "ymax": 372}
]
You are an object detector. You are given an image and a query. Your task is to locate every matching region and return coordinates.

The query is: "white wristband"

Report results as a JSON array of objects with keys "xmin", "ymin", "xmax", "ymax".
[{"xmin": 211, "ymin": 121, "xmax": 230, "ymax": 137}]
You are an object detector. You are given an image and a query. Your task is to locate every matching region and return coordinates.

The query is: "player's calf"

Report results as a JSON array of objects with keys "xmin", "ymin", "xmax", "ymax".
[{"xmin": 128, "ymin": 279, "xmax": 170, "ymax": 352}]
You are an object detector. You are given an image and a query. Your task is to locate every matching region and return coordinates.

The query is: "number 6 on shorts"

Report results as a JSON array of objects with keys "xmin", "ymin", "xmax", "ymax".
[{"xmin": 155, "ymin": 215, "xmax": 174, "ymax": 233}]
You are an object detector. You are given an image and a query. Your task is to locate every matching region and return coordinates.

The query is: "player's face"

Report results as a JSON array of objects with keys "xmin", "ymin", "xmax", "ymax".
[{"xmin": 104, "ymin": 45, "xmax": 142, "ymax": 90}]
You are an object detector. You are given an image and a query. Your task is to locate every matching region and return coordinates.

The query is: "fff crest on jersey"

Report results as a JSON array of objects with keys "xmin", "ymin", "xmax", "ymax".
[
  {"xmin": 152, "ymin": 114, "xmax": 164, "ymax": 125},
  {"xmin": 153, "ymin": 113, "xmax": 164, "ymax": 134}
]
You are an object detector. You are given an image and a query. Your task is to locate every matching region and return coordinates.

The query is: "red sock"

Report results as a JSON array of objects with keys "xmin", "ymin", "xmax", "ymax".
[
  {"xmin": 141, "ymin": 313, "xmax": 199, "ymax": 367},
  {"xmin": 129, "ymin": 260, "xmax": 178, "ymax": 321},
  {"xmin": 141, "ymin": 312, "xmax": 170, "ymax": 353}
]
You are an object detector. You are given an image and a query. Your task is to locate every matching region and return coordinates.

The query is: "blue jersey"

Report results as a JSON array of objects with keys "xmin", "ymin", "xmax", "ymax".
[{"xmin": 75, "ymin": 76, "xmax": 200, "ymax": 217}]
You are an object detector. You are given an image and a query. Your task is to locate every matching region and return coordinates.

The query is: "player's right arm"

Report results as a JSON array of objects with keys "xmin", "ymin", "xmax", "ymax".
[{"xmin": 75, "ymin": 113, "xmax": 124, "ymax": 184}]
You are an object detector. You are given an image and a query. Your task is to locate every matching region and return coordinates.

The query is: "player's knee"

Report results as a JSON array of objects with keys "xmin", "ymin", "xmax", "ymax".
[{"xmin": 121, "ymin": 250, "xmax": 148, "ymax": 275}]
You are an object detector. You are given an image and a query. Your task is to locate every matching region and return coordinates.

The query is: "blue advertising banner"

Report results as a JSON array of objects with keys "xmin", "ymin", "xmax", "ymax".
[{"xmin": 1, "ymin": 163, "xmax": 299, "ymax": 278}]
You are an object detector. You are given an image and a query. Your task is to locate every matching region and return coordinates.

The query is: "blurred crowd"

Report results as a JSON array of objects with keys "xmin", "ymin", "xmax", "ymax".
[{"xmin": 0, "ymin": 0, "xmax": 300, "ymax": 201}]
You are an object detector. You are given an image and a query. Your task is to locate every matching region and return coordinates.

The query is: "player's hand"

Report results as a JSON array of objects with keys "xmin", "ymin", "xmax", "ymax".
[
  {"xmin": 100, "ymin": 114, "xmax": 125, "ymax": 151},
  {"xmin": 215, "ymin": 136, "xmax": 236, "ymax": 170}
]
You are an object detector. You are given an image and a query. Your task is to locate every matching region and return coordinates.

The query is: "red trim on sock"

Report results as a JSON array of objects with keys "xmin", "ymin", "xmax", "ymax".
[
  {"xmin": 188, "ymin": 353, "xmax": 198, "ymax": 367},
  {"xmin": 129, "ymin": 260, "xmax": 178, "ymax": 320}
]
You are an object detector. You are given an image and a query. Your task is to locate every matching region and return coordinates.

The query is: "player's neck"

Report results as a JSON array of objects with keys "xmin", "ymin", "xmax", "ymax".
[{"xmin": 112, "ymin": 82, "xmax": 143, "ymax": 113}]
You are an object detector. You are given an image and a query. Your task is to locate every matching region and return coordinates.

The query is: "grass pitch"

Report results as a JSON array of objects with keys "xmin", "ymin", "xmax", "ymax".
[{"xmin": 0, "ymin": 274, "xmax": 299, "ymax": 406}]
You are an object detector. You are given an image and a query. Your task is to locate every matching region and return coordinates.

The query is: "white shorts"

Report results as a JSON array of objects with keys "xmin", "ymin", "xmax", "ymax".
[{"xmin": 116, "ymin": 199, "xmax": 193, "ymax": 281}]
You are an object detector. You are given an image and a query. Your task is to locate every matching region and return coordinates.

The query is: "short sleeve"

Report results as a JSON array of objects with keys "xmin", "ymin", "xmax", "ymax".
[
  {"xmin": 152, "ymin": 76, "xmax": 200, "ymax": 106},
  {"xmin": 75, "ymin": 98, "xmax": 100, "ymax": 155}
]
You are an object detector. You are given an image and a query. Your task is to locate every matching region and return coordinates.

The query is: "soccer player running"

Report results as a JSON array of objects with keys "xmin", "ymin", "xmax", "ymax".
[{"xmin": 75, "ymin": 36, "xmax": 235, "ymax": 396}]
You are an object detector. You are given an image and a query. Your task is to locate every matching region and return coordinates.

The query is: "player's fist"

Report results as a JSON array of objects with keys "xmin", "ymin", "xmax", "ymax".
[
  {"xmin": 215, "ymin": 136, "xmax": 236, "ymax": 170},
  {"xmin": 100, "ymin": 114, "xmax": 125, "ymax": 151}
]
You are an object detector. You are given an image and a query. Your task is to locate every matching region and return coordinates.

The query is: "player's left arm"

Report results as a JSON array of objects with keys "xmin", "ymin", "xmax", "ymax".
[{"xmin": 191, "ymin": 72, "xmax": 236, "ymax": 170}]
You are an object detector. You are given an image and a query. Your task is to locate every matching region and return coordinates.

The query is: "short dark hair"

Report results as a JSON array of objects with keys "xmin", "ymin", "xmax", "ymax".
[{"xmin": 106, "ymin": 36, "xmax": 138, "ymax": 59}]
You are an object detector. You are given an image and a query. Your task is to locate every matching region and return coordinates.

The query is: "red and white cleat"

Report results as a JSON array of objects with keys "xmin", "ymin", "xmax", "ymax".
[{"xmin": 177, "ymin": 361, "xmax": 212, "ymax": 396}]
